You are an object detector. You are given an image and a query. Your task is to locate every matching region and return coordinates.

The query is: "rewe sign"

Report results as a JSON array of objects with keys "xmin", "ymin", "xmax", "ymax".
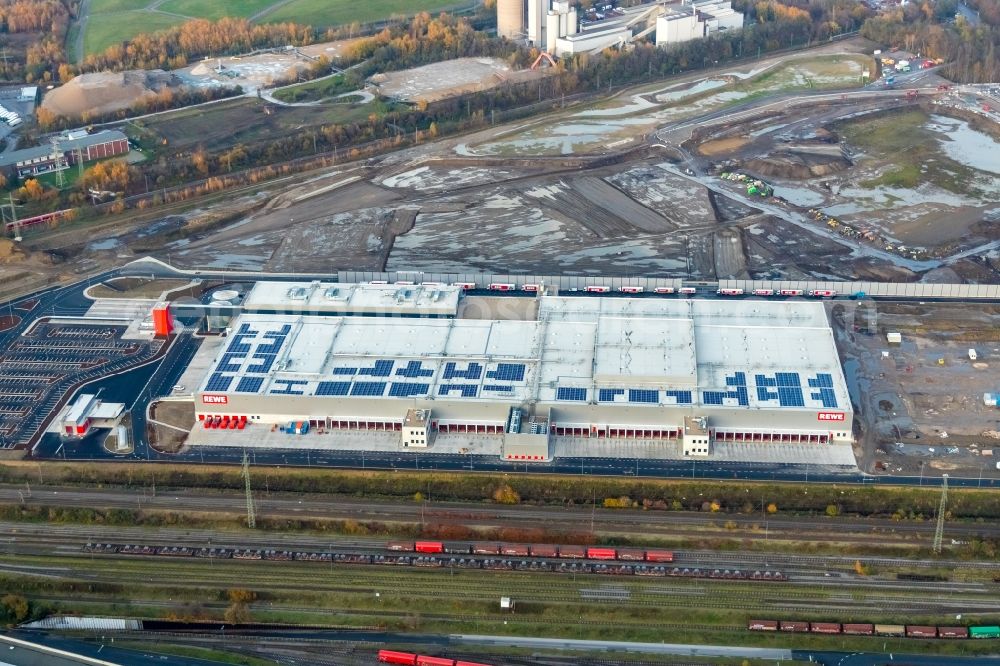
[
  {"xmin": 817, "ymin": 412, "xmax": 845, "ymax": 422},
  {"xmin": 202, "ymin": 394, "xmax": 229, "ymax": 405}
]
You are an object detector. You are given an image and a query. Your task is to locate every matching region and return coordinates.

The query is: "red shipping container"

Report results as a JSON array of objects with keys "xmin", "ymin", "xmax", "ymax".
[
  {"xmin": 587, "ymin": 547, "xmax": 617, "ymax": 560},
  {"xmin": 416, "ymin": 657, "xmax": 454, "ymax": 666},
  {"xmin": 644, "ymin": 549, "xmax": 674, "ymax": 562},
  {"xmin": 842, "ymin": 623, "xmax": 874, "ymax": 635},
  {"xmin": 378, "ymin": 650, "xmax": 417, "ymax": 665},
  {"xmin": 414, "ymin": 541, "xmax": 444, "ymax": 554}
]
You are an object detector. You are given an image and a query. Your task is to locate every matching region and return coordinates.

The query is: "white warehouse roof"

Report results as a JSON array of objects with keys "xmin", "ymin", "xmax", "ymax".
[
  {"xmin": 242, "ymin": 281, "xmax": 462, "ymax": 316},
  {"xmin": 199, "ymin": 296, "xmax": 849, "ymax": 414}
]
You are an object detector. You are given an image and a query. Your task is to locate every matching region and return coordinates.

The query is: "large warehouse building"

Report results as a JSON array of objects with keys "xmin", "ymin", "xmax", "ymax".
[{"xmin": 194, "ymin": 287, "xmax": 853, "ymax": 462}]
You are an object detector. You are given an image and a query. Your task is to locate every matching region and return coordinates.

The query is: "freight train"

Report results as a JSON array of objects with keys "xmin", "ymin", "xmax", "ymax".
[
  {"xmin": 385, "ymin": 540, "xmax": 675, "ymax": 562},
  {"xmin": 378, "ymin": 650, "xmax": 491, "ymax": 666},
  {"xmin": 82, "ymin": 542, "xmax": 786, "ymax": 581},
  {"xmin": 749, "ymin": 620, "xmax": 1000, "ymax": 639}
]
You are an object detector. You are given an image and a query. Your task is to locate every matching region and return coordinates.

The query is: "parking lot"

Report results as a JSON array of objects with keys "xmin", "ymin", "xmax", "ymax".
[{"xmin": 0, "ymin": 321, "xmax": 163, "ymax": 448}]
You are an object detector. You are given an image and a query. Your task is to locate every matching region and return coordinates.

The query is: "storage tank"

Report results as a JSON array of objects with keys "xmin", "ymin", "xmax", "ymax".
[
  {"xmin": 497, "ymin": 0, "xmax": 524, "ymax": 39},
  {"xmin": 212, "ymin": 289, "xmax": 240, "ymax": 304}
]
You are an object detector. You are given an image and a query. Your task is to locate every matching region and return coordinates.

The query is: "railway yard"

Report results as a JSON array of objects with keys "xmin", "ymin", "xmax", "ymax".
[{"xmin": 1, "ymin": 28, "xmax": 1000, "ymax": 666}]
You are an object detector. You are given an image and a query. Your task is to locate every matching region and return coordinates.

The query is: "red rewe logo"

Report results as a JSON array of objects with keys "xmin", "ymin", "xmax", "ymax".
[
  {"xmin": 817, "ymin": 412, "xmax": 845, "ymax": 421},
  {"xmin": 202, "ymin": 394, "xmax": 228, "ymax": 404}
]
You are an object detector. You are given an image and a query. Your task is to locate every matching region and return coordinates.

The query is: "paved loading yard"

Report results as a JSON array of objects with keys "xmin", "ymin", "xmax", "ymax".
[{"xmin": 0, "ymin": 321, "xmax": 162, "ymax": 448}]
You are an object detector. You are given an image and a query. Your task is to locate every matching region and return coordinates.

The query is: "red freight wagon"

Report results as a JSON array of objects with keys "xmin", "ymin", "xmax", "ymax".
[
  {"xmin": 587, "ymin": 547, "xmax": 617, "ymax": 560},
  {"xmin": 644, "ymin": 549, "xmax": 674, "ymax": 562},
  {"xmin": 500, "ymin": 544, "xmax": 530, "ymax": 557},
  {"xmin": 780, "ymin": 621, "xmax": 810, "ymax": 633},
  {"xmin": 748, "ymin": 620, "xmax": 779, "ymax": 631},
  {"xmin": 938, "ymin": 627, "xmax": 969, "ymax": 639},
  {"xmin": 558, "ymin": 545, "xmax": 586, "ymax": 558},
  {"xmin": 416, "ymin": 657, "xmax": 454, "ymax": 666},
  {"xmin": 906, "ymin": 626, "xmax": 938, "ymax": 638},
  {"xmin": 386, "ymin": 541, "xmax": 412, "ymax": 552},
  {"xmin": 615, "ymin": 548, "xmax": 646, "ymax": 561},
  {"xmin": 842, "ymin": 624, "xmax": 875, "ymax": 635},
  {"xmin": 529, "ymin": 544, "xmax": 558, "ymax": 558},
  {"xmin": 378, "ymin": 650, "xmax": 418, "ymax": 665},
  {"xmin": 810, "ymin": 623, "xmax": 842, "ymax": 634},
  {"xmin": 472, "ymin": 543, "xmax": 500, "ymax": 555},
  {"xmin": 414, "ymin": 541, "xmax": 444, "ymax": 554}
]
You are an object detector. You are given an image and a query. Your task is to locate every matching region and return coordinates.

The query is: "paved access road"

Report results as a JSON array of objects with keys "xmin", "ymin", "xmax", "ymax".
[
  {"xmin": 796, "ymin": 650, "xmax": 1000, "ymax": 666},
  {"xmin": 0, "ymin": 631, "xmax": 222, "ymax": 665}
]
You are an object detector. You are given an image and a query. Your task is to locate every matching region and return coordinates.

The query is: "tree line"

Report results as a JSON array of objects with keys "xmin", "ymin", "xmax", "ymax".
[{"xmin": 862, "ymin": 0, "xmax": 1000, "ymax": 83}]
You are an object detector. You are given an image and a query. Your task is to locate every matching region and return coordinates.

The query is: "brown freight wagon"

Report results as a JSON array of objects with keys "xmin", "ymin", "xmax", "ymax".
[
  {"xmin": 472, "ymin": 542, "xmax": 500, "ymax": 555},
  {"xmin": 500, "ymin": 544, "xmax": 530, "ymax": 556},
  {"xmin": 386, "ymin": 541, "xmax": 412, "ymax": 552},
  {"xmin": 616, "ymin": 548, "xmax": 646, "ymax": 561},
  {"xmin": 780, "ymin": 621, "xmax": 810, "ymax": 633},
  {"xmin": 906, "ymin": 626, "xmax": 938, "ymax": 638},
  {"xmin": 558, "ymin": 545, "xmax": 587, "ymax": 558},
  {"xmin": 843, "ymin": 623, "xmax": 875, "ymax": 635},
  {"xmin": 529, "ymin": 544, "xmax": 558, "ymax": 558},
  {"xmin": 938, "ymin": 627, "xmax": 969, "ymax": 639},
  {"xmin": 810, "ymin": 623, "xmax": 842, "ymax": 634},
  {"xmin": 748, "ymin": 620, "xmax": 779, "ymax": 631}
]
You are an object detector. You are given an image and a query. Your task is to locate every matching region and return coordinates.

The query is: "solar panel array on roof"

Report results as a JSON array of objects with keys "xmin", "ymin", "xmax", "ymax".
[
  {"xmin": 664, "ymin": 390, "xmax": 693, "ymax": 404},
  {"xmin": 388, "ymin": 382, "xmax": 430, "ymax": 397},
  {"xmin": 270, "ymin": 380, "xmax": 307, "ymax": 395},
  {"xmin": 359, "ymin": 360, "xmax": 394, "ymax": 377},
  {"xmin": 598, "ymin": 388, "xmax": 625, "ymax": 402},
  {"xmin": 811, "ymin": 388, "xmax": 838, "ymax": 408},
  {"xmin": 629, "ymin": 388, "xmax": 659, "ymax": 404},
  {"xmin": 332, "ymin": 367, "xmax": 357, "ymax": 375},
  {"xmin": 482, "ymin": 384, "xmax": 514, "ymax": 392},
  {"xmin": 246, "ymin": 353, "xmax": 277, "ymax": 374},
  {"xmin": 315, "ymin": 381, "xmax": 351, "ymax": 396},
  {"xmin": 487, "ymin": 363, "xmax": 525, "ymax": 382},
  {"xmin": 235, "ymin": 376, "xmax": 265, "ymax": 393},
  {"xmin": 556, "ymin": 387, "xmax": 587, "ymax": 401},
  {"xmin": 808, "ymin": 373, "xmax": 834, "ymax": 388},
  {"xmin": 225, "ymin": 335, "xmax": 251, "ymax": 355},
  {"xmin": 397, "ymin": 361, "xmax": 434, "ymax": 378},
  {"xmin": 351, "ymin": 382, "xmax": 386, "ymax": 397},
  {"xmin": 205, "ymin": 373, "xmax": 233, "ymax": 392},
  {"xmin": 218, "ymin": 353, "xmax": 245, "ymax": 373},
  {"xmin": 443, "ymin": 362, "xmax": 483, "ymax": 380},
  {"xmin": 439, "ymin": 384, "xmax": 478, "ymax": 398}
]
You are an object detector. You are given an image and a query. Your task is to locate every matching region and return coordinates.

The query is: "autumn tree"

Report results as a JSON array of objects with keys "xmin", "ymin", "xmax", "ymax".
[{"xmin": 492, "ymin": 483, "xmax": 520, "ymax": 505}]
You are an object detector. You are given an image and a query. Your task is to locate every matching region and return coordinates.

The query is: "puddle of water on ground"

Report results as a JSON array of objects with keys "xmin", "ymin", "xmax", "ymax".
[
  {"xmin": 927, "ymin": 114, "xmax": 1000, "ymax": 175},
  {"xmin": 772, "ymin": 185, "xmax": 826, "ymax": 207}
]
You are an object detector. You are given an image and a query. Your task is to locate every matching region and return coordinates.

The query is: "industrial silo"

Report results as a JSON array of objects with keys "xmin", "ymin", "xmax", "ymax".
[{"xmin": 497, "ymin": 0, "xmax": 525, "ymax": 39}]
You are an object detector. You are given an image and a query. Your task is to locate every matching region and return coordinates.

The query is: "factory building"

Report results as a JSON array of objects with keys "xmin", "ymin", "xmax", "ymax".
[
  {"xmin": 194, "ymin": 290, "xmax": 853, "ymax": 462},
  {"xmin": 656, "ymin": 0, "xmax": 743, "ymax": 46},
  {"xmin": 241, "ymin": 281, "xmax": 463, "ymax": 318},
  {"xmin": 0, "ymin": 129, "xmax": 129, "ymax": 179}
]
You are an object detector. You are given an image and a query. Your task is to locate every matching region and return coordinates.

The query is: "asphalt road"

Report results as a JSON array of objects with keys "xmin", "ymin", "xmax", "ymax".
[{"xmin": 0, "ymin": 631, "xmax": 223, "ymax": 665}]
